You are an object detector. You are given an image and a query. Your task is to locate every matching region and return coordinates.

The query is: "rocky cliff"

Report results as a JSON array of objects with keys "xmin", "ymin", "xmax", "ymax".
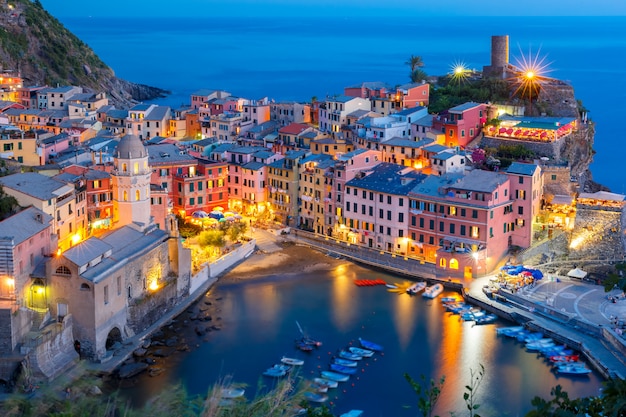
[{"xmin": 0, "ymin": 0, "xmax": 168, "ymax": 106}]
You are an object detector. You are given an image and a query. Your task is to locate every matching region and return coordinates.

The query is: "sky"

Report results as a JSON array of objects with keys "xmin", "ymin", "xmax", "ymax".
[{"xmin": 40, "ymin": 0, "xmax": 626, "ymax": 18}]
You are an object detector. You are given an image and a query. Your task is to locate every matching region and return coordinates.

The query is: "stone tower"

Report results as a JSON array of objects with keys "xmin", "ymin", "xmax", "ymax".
[
  {"xmin": 483, "ymin": 35, "xmax": 510, "ymax": 79},
  {"xmin": 111, "ymin": 134, "xmax": 152, "ymax": 230}
]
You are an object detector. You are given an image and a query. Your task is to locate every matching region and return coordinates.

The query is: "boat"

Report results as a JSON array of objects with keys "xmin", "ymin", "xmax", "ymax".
[
  {"xmin": 263, "ymin": 368, "xmax": 287, "ymax": 378},
  {"xmin": 549, "ymin": 354, "xmax": 580, "ymax": 363},
  {"xmin": 296, "ymin": 321, "xmax": 322, "ymax": 347},
  {"xmin": 268, "ymin": 364, "xmax": 291, "ymax": 372},
  {"xmin": 496, "ymin": 326, "xmax": 524, "ymax": 336},
  {"xmin": 340, "ymin": 411, "xmax": 364, "ymax": 417},
  {"xmin": 321, "ymin": 371, "xmax": 350, "ymax": 382},
  {"xmin": 407, "ymin": 281, "xmax": 427, "ymax": 295},
  {"xmin": 385, "ymin": 283, "xmax": 398, "ymax": 289},
  {"xmin": 314, "ymin": 377, "xmax": 338, "ymax": 389},
  {"xmin": 304, "ymin": 391, "xmax": 329, "ymax": 403},
  {"xmin": 333, "ymin": 357, "xmax": 358, "ymax": 367},
  {"xmin": 423, "ymin": 283, "xmax": 444, "ymax": 299},
  {"xmin": 440, "ymin": 296, "xmax": 458, "ymax": 303},
  {"xmin": 281, "ymin": 357, "xmax": 304, "ymax": 366},
  {"xmin": 555, "ymin": 363, "xmax": 592, "ymax": 375},
  {"xmin": 359, "ymin": 337, "xmax": 384, "ymax": 352},
  {"xmin": 474, "ymin": 313, "xmax": 498, "ymax": 325},
  {"xmin": 295, "ymin": 340, "xmax": 314, "ymax": 352},
  {"xmin": 348, "ymin": 346, "xmax": 375, "ymax": 357},
  {"xmin": 338, "ymin": 350, "xmax": 362, "ymax": 361},
  {"xmin": 221, "ymin": 388, "xmax": 245, "ymax": 399},
  {"xmin": 309, "ymin": 382, "xmax": 329, "ymax": 393},
  {"xmin": 526, "ymin": 339, "xmax": 555, "ymax": 351},
  {"xmin": 330, "ymin": 363, "xmax": 358, "ymax": 374}
]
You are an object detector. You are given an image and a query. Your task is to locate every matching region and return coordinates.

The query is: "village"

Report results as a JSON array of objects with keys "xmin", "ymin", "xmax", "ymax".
[{"xmin": 0, "ymin": 34, "xmax": 624, "ymax": 389}]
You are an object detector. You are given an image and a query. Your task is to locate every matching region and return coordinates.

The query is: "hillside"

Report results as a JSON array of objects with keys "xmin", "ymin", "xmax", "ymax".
[{"xmin": 0, "ymin": 0, "xmax": 167, "ymax": 106}]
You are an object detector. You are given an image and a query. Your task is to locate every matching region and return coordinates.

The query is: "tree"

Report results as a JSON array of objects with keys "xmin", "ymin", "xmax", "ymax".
[
  {"xmin": 604, "ymin": 262, "xmax": 626, "ymax": 294},
  {"xmin": 404, "ymin": 372, "xmax": 445, "ymax": 417},
  {"xmin": 410, "ymin": 69, "xmax": 428, "ymax": 84},
  {"xmin": 406, "ymin": 55, "xmax": 425, "ymax": 72},
  {"xmin": 226, "ymin": 222, "xmax": 248, "ymax": 243},
  {"xmin": 0, "ymin": 185, "xmax": 19, "ymax": 221},
  {"xmin": 197, "ymin": 229, "xmax": 225, "ymax": 250}
]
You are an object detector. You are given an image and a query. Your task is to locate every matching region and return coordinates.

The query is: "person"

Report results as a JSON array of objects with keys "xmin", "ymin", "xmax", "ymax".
[{"xmin": 65, "ymin": 387, "xmax": 71, "ymax": 399}]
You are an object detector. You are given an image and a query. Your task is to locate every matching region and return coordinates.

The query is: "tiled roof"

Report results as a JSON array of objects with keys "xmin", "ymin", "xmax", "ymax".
[
  {"xmin": 506, "ymin": 162, "xmax": 538, "ymax": 176},
  {"xmin": 147, "ymin": 144, "xmax": 196, "ymax": 165},
  {"xmin": 346, "ymin": 163, "xmax": 425, "ymax": 195},
  {"xmin": 0, "ymin": 172, "xmax": 73, "ymax": 200},
  {"xmin": 0, "ymin": 207, "xmax": 53, "ymax": 246}
]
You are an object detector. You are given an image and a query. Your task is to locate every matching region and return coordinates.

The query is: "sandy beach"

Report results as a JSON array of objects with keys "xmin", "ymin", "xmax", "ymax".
[{"xmin": 224, "ymin": 243, "xmax": 343, "ymax": 279}]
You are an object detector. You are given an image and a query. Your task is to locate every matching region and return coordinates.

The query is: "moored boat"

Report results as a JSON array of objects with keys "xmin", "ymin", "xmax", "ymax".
[
  {"xmin": 263, "ymin": 368, "xmax": 287, "ymax": 378},
  {"xmin": 338, "ymin": 350, "xmax": 362, "ymax": 361},
  {"xmin": 333, "ymin": 357, "xmax": 358, "ymax": 367},
  {"xmin": 555, "ymin": 363, "xmax": 592, "ymax": 375},
  {"xmin": 330, "ymin": 363, "xmax": 358, "ymax": 375},
  {"xmin": 348, "ymin": 346, "xmax": 375, "ymax": 357},
  {"xmin": 314, "ymin": 377, "xmax": 338, "ymax": 388},
  {"xmin": 407, "ymin": 281, "xmax": 427, "ymax": 294},
  {"xmin": 423, "ymin": 283, "xmax": 444, "ymax": 299},
  {"xmin": 304, "ymin": 391, "xmax": 329, "ymax": 403},
  {"xmin": 496, "ymin": 326, "xmax": 524, "ymax": 336},
  {"xmin": 295, "ymin": 339, "xmax": 314, "ymax": 352},
  {"xmin": 281, "ymin": 356, "xmax": 304, "ymax": 366},
  {"xmin": 221, "ymin": 388, "xmax": 245, "ymax": 399},
  {"xmin": 321, "ymin": 371, "xmax": 350, "ymax": 382},
  {"xmin": 359, "ymin": 337, "xmax": 384, "ymax": 352},
  {"xmin": 549, "ymin": 354, "xmax": 580, "ymax": 363},
  {"xmin": 309, "ymin": 382, "xmax": 329, "ymax": 393}
]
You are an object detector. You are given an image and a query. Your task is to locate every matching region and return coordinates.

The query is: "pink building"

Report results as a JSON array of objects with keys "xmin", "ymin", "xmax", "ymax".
[
  {"xmin": 343, "ymin": 163, "xmax": 423, "ymax": 253},
  {"xmin": 432, "ymin": 102, "xmax": 487, "ymax": 148},
  {"xmin": 505, "ymin": 162, "xmax": 543, "ymax": 249},
  {"xmin": 344, "ymin": 81, "xmax": 390, "ymax": 99}
]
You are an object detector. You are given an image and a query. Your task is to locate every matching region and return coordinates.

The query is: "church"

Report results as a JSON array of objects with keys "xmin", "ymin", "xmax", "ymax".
[{"xmin": 44, "ymin": 134, "xmax": 191, "ymax": 361}]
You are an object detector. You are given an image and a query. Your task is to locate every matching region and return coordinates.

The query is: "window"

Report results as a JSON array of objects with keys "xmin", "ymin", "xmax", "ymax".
[
  {"xmin": 439, "ymin": 222, "xmax": 444, "ymax": 232},
  {"xmin": 419, "ymin": 218, "xmax": 424, "ymax": 228},
  {"xmin": 379, "ymin": 209, "xmax": 383, "ymax": 218},
  {"xmin": 472, "ymin": 210, "xmax": 478, "ymax": 219},
  {"xmin": 449, "ymin": 206, "xmax": 456, "ymax": 216},
  {"xmin": 429, "ymin": 219, "xmax": 434, "ymax": 230},
  {"xmin": 449, "ymin": 224, "xmax": 455, "ymax": 234},
  {"xmin": 387, "ymin": 196, "xmax": 392, "ymax": 204},
  {"xmin": 460, "ymin": 208, "xmax": 466, "ymax": 217},
  {"xmin": 519, "ymin": 176, "xmax": 524, "ymax": 184},
  {"xmin": 387, "ymin": 211, "xmax": 391, "ymax": 220},
  {"xmin": 460, "ymin": 225, "xmax": 466, "ymax": 236},
  {"xmin": 399, "ymin": 198, "xmax": 404, "ymax": 207},
  {"xmin": 104, "ymin": 285, "xmax": 109, "ymax": 304},
  {"xmin": 81, "ymin": 283, "xmax": 90, "ymax": 291},
  {"xmin": 55, "ymin": 265, "xmax": 71, "ymax": 275},
  {"xmin": 551, "ymin": 174, "xmax": 557, "ymax": 181},
  {"xmin": 518, "ymin": 206, "xmax": 524, "ymax": 215},
  {"xmin": 398, "ymin": 213, "xmax": 404, "ymax": 223},
  {"xmin": 117, "ymin": 276, "xmax": 122, "ymax": 295},
  {"xmin": 470, "ymin": 226, "xmax": 479, "ymax": 238}
]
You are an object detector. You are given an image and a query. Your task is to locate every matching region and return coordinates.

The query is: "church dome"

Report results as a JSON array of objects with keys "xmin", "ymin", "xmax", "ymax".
[{"xmin": 116, "ymin": 134, "xmax": 146, "ymax": 159}]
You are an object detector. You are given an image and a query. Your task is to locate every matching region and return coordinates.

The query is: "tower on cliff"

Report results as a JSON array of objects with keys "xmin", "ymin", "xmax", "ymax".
[
  {"xmin": 483, "ymin": 35, "xmax": 510, "ymax": 79},
  {"xmin": 111, "ymin": 134, "xmax": 152, "ymax": 230}
]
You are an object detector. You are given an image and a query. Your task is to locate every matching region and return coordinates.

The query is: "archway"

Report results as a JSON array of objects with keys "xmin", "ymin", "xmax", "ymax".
[{"xmin": 105, "ymin": 327, "xmax": 123, "ymax": 350}]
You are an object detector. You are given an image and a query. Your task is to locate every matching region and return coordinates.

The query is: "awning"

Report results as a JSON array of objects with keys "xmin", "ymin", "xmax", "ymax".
[{"xmin": 567, "ymin": 268, "xmax": 587, "ymax": 279}]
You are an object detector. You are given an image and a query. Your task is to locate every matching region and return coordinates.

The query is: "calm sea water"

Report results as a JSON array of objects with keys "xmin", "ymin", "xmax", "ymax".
[
  {"xmin": 114, "ymin": 260, "xmax": 602, "ymax": 416},
  {"xmin": 58, "ymin": 16, "xmax": 626, "ymax": 193}
]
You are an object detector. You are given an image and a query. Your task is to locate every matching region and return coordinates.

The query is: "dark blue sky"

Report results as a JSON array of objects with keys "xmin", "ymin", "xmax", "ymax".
[{"xmin": 40, "ymin": 0, "xmax": 626, "ymax": 18}]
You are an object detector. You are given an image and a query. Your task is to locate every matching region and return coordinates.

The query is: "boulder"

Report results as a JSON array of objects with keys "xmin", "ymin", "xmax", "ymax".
[{"xmin": 118, "ymin": 362, "xmax": 148, "ymax": 379}]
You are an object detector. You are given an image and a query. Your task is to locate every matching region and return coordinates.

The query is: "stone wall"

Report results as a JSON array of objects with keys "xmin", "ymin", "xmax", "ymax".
[
  {"xmin": 29, "ymin": 315, "xmax": 78, "ymax": 382},
  {"xmin": 127, "ymin": 281, "xmax": 178, "ymax": 338},
  {"xmin": 482, "ymin": 135, "xmax": 565, "ymax": 160}
]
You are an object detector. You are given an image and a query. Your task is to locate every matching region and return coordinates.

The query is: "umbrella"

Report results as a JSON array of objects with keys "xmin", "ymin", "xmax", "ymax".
[
  {"xmin": 219, "ymin": 218, "xmax": 227, "ymax": 222},
  {"xmin": 224, "ymin": 212, "xmax": 236, "ymax": 217},
  {"xmin": 209, "ymin": 212, "xmax": 224, "ymax": 219},
  {"xmin": 234, "ymin": 214, "xmax": 243, "ymax": 219},
  {"xmin": 225, "ymin": 216, "xmax": 235, "ymax": 221},
  {"xmin": 567, "ymin": 268, "xmax": 587, "ymax": 279},
  {"xmin": 192, "ymin": 210, "xmax": 209, "ymax": 218},
  {"xmin": 206, "ymin": 218, "xmax": 218, "ymax": 225}
]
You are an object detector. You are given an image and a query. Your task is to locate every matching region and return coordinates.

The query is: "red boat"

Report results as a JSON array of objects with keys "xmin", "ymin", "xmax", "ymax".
[{"xmin": 549, "ymin": 354, "xmax": 579, "ymax": 363}]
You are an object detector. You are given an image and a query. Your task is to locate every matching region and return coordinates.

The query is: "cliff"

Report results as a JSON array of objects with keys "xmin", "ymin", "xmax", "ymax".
[{"xmin": 0, "ymin": 0, "xmax": 168, "ymax": 106}]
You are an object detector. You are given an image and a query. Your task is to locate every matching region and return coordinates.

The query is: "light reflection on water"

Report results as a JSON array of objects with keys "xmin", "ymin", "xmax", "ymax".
[{"xmin": 113, "ymin": 261, "xmax": 603, "ymax": 416}]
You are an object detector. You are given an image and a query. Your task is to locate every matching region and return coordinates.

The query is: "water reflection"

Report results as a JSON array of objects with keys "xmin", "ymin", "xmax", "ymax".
[{"xmin": 112, "ymin": 260, "xmax": 603, "ymax": 416}]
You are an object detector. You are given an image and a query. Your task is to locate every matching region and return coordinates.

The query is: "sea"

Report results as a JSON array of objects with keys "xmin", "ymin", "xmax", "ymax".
[
  {"xmin": 55, "ymin": 15, "xmax": 626, "ymax": 193},
  {"xmin": 111, "ymin": 260, "xmax": 603, "ymax": 416}
]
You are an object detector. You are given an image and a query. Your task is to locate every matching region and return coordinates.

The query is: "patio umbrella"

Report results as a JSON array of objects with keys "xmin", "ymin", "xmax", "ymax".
[
  {"xmin": 219, "ymin": 218, "xmax": 227, "ymax": 222},
  {"xmin": 192, "ymin": 210, "xmax": 209, "ymax": 218},
  {"xmin": 213, "ymin": 207, "xmax": 224, "ymax": 211},
  {"xmin": 224, "ymin": 212, "xmax": 236, "ymax": 217},
  {"xmin": 234, "ymin": 214, "xmax": 243, "ymax": 219},
  {"xmin": 209, "ymin": 212, "xmax": 224, "ymax": 219}
]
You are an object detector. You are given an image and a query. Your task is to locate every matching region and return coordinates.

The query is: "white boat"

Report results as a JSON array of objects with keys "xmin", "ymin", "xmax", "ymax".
[
  {"xmin": 340, "ymin": 411, "xmax": 364, "ymax": 417},
  {"xmin": 338, "ymin": 350, "xmax": 362, "ymax": 360},
  {"xmin": 314, "ymin": 377, "xmax": 338, "ymax": 388},
  {"xmin": 385, "ymin": 283, "xmax": 398, "ymax": 289},
  {"xmin": 321, "ymin": 371, "xmax": 350, "ymax": 382},
  {"xmin": 221, "ymin": 388, "xmax": 245, "ymax": 399},
  {"xmin": 348, "ymin": 346, "xmax": 375, "ymax": 357},
  {"xmin": 309, "ymin": 382, "xmax": 329, "ymax": 393},
  {"xmin": 304, "ymin": 391, "xmax": 329, "ymax": 403},
  {"xmin": 281, "ymin": 356, "xmax": 304, "ymax": 366},
  {"xmin": 407, "ymin": 281, "xmax": 427, "ymax": 294},
  {"xmin": 423, "ymin": 283, "xmax": 444, "ymax": 299},
  {"xmin": 526, "ymin": 339, "xmax": 555, "ymax": 351}
]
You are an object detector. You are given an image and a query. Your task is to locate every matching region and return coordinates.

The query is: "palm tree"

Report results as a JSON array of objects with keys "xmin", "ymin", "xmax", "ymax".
[{"xmin": 405, "ymin": 55, "xmax": 424, "ymax": 72}]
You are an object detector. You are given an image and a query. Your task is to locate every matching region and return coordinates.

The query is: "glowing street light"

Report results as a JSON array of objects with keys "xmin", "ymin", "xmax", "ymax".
[{"xmin": 509, "ymin": 46, "xmax": 552, "ymax": 116}]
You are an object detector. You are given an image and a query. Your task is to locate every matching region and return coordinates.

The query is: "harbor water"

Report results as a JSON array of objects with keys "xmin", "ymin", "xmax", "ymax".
[{"xmin": 112, "ymin": 256, "xmax": 603, "ymax": 416}]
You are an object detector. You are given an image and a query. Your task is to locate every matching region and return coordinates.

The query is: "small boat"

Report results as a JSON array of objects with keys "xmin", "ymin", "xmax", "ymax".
[
  {"xmin": 333, "ymin": 357, "xmax": 358, "ymax": 367},
  {"xmin": 526, "ymin": 339, "xmax": 555, "ymax": 351},
  {"xmin": 407, "ymin": 281, "xmax": 427, "ymax": 295},
  {"xmin": 348, "ymin": 346, "xmax": 375, "ymax": 357},
  {"xmin": 496, "ymin": 326, "xmax": 524, "ymax": 336},
  {"xmin": 474, "ymin": 313, "xmax": 498, "ymax": 325},
  {"xmin": 338, "ymin": 350, "xmax": 362, "ymax": 361},
  {"xmin": 321, "ymin": 371, "xmax": 350, "ymax": 382},
  {"xmin": 423, "ymin": 283, "xmax": 444, "ymax": 299},
  {"xmin": 304, "ymin": 391, "xmax": 329, "ymax": 403},
  {"xmin": 268, "ymin": 364, "xmax": 291, "ymax": 372},
  {"xmin": 385, "ymin": 283, "xmax": 398, "ymax": 289},
  {"xmin": 314, "ymin": 377, "xmax": 338, "ymax": 388},
  {"xmin": 309, "ymin": 382, "xmax": 329, "ymax": 393},
  {"xmin": 359, "ymin": 337, "xmax": 384, "ymax": 352},
  {"xmin": 301, "ymin": 337, "xmax": 322, "ymax": 348},
  {"xmin": 221, "ymin": 388, "xmax": 245, "ymax": 399},
  {"xmin": 549, "ymin": 354, "xmax": 580, "ymax": 363},
  {"xmin": 440, "ymin": 296, "xmax": 458, "ymax": 303},
  {"xmin": 263, "ymin": 368, "xmax": 287, "ymax": 378},
  {"xmin": 340, "ymin": 411, "xmax": 364, "ymax": 417},
  {"xmin": 281, "ymin": 357, "xmax": 304, "ymax": 366},
  {"xmin": 295, "ymin": 340, "xmax": 314, "ymax": 352},
  {"xmin": 330, "ymin": 363, "xmax": 357, "ymax": 375},
  {"xmin": 555, "ymin": 363, "xmax": 592, "ymax": 375}
]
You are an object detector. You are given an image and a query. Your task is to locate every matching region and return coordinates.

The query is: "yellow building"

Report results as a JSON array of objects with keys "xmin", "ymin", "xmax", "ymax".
[{"xmin": 267, "ymin": 150, "xmax": 308, "ymax": 226}]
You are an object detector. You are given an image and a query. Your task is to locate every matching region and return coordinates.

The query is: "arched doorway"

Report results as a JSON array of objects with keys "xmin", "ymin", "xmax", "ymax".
[
  {"xmin": 29, "ymin": 279, "xmax": 47, "ymax": 310},
  {"xmin": 105, "ymin": 327, "xmax": 123, "ymax": 350}
]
